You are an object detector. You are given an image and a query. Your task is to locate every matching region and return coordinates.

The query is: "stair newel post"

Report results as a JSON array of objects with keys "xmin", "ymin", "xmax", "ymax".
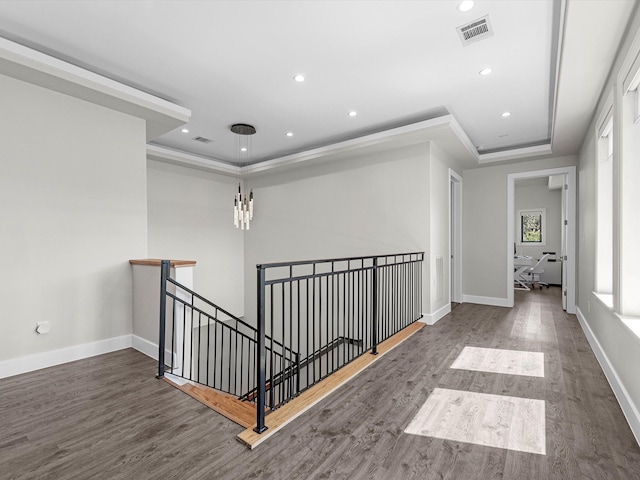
[
  {"xmin": 372, "ymin": 257, "xmax": 379, "ymax": 355},
  {"xmin": 157, "ymin": 259, "xmax": 170, "ymax": 379},
  {"xmin": 255, "ymin": 265, "xmax": 268, "ymax": 434}
]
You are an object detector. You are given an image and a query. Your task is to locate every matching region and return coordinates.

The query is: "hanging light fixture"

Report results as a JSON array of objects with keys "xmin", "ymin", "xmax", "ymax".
[{"xmin": 231, "ymin": 123, "xmax": 256, "ymax": 230}]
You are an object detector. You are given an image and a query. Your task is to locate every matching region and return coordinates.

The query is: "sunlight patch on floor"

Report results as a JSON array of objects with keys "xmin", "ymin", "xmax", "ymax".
[{"xmin": 404, "ymin": 388, "xmax": 546, "ymax": 455}]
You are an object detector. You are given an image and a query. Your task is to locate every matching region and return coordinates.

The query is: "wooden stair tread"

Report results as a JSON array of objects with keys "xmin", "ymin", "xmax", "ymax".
[
  {"xmin": 163, "ymin": 377, "xmax": 256, "ymax": 429},
  {"xmin": 237, "ymin": 321, "xmax": 426, "ymax": 449}
]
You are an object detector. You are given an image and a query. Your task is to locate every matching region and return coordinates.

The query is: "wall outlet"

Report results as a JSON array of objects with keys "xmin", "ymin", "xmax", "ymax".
[{"xmin": 36, "ymin": 321, "xmax": 50, "ymax": 334}]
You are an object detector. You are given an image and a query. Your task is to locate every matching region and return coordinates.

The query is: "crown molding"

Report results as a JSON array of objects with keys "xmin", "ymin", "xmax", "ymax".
[{"xmin": 0, "ymin": 36, "xmax": 190, "ymax": 140}]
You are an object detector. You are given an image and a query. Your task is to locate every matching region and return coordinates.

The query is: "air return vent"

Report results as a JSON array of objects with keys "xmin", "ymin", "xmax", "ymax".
[
  {"xmin": 456, "ymin": 15, "xmax": 494, "ymax": 46},
  {"xmin": 193, "ymin": 136, "xmax": 212, "ymax": 144}
]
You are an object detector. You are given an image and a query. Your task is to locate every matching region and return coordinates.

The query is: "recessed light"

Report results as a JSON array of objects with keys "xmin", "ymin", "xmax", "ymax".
[
  {"xmin": 286, "ymin": 132, "xmax": 294, "ymax": 137},
  {"xmin": 181, "ymin": 128, "xmax": 189, "ymax": 133},
  {"xmin": 479, "ymin": 67, "xmax": 492, "ymax": 76},
  {"xmin": 294, "ymin": 74, "xmax": 305, "ymax": 82},
  {"xmin": 502, "ymin": 112, "xmax": 511, "ymax": 117},
  {"xmin": 458, "ymin": 0, "xmax": 474, "ymax": 12},
  {"xmin": 348, "ymin": 111, "xmax": 358, "ymax": 117},
  {"xmin": 240, "ymin": 147, "xmax": 248, "ymax": 152}
]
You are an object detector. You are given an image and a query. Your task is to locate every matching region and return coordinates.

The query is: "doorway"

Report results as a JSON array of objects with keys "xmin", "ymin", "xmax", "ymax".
[
  {"xmin": 507, "ymin": 166, "xmax": 576, "ymax": 313},
  {"xmin": 450, "ymin": 169, "xmax": 462, "ymax": 305}
]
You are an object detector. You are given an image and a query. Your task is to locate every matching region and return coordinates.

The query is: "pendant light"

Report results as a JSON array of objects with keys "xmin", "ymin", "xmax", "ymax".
[{"xmin": 231, "ymin": 123, "xmax": 256, "ymax": 230}]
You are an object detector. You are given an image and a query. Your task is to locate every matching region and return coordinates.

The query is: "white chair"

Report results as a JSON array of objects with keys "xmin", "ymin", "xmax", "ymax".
[
  {"xmin": 519, "ymin": 254, "xmax": 550, "ymax": 289},
  {"xmin": 514, "ymin": 265, "xmax": 531, "ymax": 291}
]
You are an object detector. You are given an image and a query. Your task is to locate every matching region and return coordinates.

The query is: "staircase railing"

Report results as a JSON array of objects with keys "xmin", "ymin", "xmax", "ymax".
[
  {"xmin": 156, "ymin": 252, "xmax": 424, "ymax": 435},
  {"xmin": 156, "ymin": 260, "xmax": 296, "ymax": 400},
  {"xmin": 254, "ymin": 252, "xmax": 424, "ymax": 433}
]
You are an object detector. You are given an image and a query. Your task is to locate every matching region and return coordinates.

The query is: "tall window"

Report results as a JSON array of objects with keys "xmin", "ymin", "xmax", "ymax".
[
  {"xmin": 596, "ymin": 111, "xmax": 613, "ymax": 296},
  {"xmin": 518, "ymin": 208, "xmax": 546, "ymax": 245},
  {"xmin": 619, "ymin": 65, "xmax": 640, "ymax": 316}
]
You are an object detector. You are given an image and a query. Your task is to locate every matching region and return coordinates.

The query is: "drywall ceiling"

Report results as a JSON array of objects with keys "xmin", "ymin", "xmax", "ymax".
[{"xmin": 0, "ymin": 0, "xmax": 635, "ymax": 167}]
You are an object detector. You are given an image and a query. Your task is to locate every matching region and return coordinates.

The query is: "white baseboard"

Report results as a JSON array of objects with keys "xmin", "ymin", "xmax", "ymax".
[
  {"xmin": 462, "ymin": 294, "xmax": 510, "ymax": 307},
  {"xmin": 576, "ymin": 307, "xmax": 640, "ymax": 447},
  {"xmin": 131, "ymin": 334, "xmax": 158, "ymax": 360},
  {"xmin": 0, "ymin": 335, "xmax": 132, "ymax": 379},
  {"xmin": 422, "ymin": 304, "xmax": 451, "ymax": 326},
  {"xmin": 131, "ymin": 335, "xmax": 172, "ymax": 363}
]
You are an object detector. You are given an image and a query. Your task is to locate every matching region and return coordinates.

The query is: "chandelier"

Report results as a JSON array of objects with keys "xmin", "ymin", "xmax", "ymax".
[{"xmin": 231, "ymin": 123, "xmax": 256, "ymax": 230}]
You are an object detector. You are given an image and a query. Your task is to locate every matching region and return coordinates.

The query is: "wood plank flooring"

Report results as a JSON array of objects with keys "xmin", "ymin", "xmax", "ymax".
[
  {"xmin": 1, "ymin": 287, "xmax": 639, "ymax": 479},
  {"xmin": 238, "ymin": 322, "xmax": 425, "ymax": 448}
]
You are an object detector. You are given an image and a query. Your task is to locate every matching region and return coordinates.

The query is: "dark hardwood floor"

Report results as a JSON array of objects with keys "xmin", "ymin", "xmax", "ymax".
[{"xmin": 2, "ymin": 287, "xmax": 639, "ymax": 479}]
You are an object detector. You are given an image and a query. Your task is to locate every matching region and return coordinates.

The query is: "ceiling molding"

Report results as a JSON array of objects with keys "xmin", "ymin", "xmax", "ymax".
[
  {"xmin": 548, "ymin": 0, "xmax": 568, "ymax": 152},
  {"xmin": 0, "ymin": 36, "xmax": 190, "ymax": 140},
  {"xmin": 148, "ymin": 115, "xmax": 558, "ymax": 176},
  {"xmin": 478, "ymin": 144, "xmax": 553, "ymax": 164},
  {"xmin": 147, "ymin": 115, "xmax": 481, "ymax": 177},
  {"xmin": 242, "ymin": 115, "xmax": 480, "ymax": 177},
  {"xmin": 147, "ymin": 144, "xmax": 240, "ymax": 176}
]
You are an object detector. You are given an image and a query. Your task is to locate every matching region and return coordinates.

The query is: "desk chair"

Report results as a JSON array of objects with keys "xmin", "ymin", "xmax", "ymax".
[{"xmin": 519, "ymin": 254, "xmax": 550, "ymax": 289}]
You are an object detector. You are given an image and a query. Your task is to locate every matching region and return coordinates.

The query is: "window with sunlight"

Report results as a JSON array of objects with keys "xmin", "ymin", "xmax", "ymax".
[
  {"xmin": 596, "ymin": 111, "xmax": 613, "ymax": 298},
  {"xmin": 518, "ymin": 209, "xmax": 545, "ymax": 245}
]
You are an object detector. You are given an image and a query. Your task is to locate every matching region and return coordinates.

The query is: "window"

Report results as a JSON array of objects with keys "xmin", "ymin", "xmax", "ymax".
[
  {"xmin": 517, "ymin": 208, "xmax": 546, "ymax": 245},
  {"xmin": 595, "ymin": 109, "xmax": 613, "ymax": 296},
  {"xmin": 619, "ymin": 59, "xmax": 640, "ymax": 316}
]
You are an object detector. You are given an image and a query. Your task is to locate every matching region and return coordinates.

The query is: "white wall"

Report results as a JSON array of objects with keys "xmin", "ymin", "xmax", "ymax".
[
  {"xmin": 146, "ymin": 160, "xmax": 245, "ymax": 316},
  {"xmin": 429, "ymin": 144, "xmax": 463, "ymax": 315},
  {"xmin": 576, "ymin": 5, "xmax": 640, "ymax": 442},
  {"xmin": 0, "ymin": 73, "xmax": 147, "ymax": 365},
  {"xmin": 462, "ymin": 155, "xmax": 576, "ymax": 301},
  {"xmin": 242, "ymin": 143, "xmax": 431, "ymax": 325}
]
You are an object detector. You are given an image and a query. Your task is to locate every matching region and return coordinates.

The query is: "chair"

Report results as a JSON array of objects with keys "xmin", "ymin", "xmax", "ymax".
[
  {"xmin": 514, "ymin": 265, "xmax": 531, "ymax": 291},
  {"xmin": 518, "ymin": 254, "xmax": 550, "ymax": 289}
]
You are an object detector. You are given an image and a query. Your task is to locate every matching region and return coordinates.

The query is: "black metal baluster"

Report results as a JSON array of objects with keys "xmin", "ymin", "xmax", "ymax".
[
  {"xmin": 269, "ymin": 285, "xmax": 274, "ymax": 410},
  {"xmin": 342, "ymin": 271, "xmax": 346, "ymax": 366},
  {"xmin": 196, "ymin": 311, "xmax": 202, "ymax": 383},
  {"xmin": 296, "ymin": 280, "xmax": 300, "ymax": 393},
  {"xmin": 206, "ymin": 310, "xmax": 212, "ymax": 386},
  {"xmin": 372, "ymin": 257, "xmax": 378, "ymax": 355},
  {"xmin": 306, "ymin": 277, "xmax": 310, "ymax": 390},
  {"xmin": 181, "ymin": 297, "xmax": 187, "ymax": 380},
  {"xmin": 289, "ymin": 270, "xmax": 293, "ymax": 401}
]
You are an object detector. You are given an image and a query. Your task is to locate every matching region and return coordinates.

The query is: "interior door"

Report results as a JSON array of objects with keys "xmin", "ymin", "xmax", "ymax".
[{"xmin": 561, "ymin": 175, "xmax": 568, "ymax": 311}]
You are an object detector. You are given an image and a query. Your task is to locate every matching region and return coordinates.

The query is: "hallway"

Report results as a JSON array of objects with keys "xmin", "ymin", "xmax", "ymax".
[{"xmin": 1, "ymin": 287, "xmax": 639, "ymax": 479}]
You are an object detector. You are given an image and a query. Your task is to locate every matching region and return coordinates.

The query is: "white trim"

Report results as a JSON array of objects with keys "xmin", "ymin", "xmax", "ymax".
[
  {"xmin": 462, "ymin": 295, "xmax": 511, "ymax": 308},
  {"xmin": 422, "ymin": 303, "xmax": 452, "ymax": 326},
  {"xmin": 131, "ymin": 334, "xmax": 173, "ymax": 363},
  {"xmin": 576, "ymin": 307, "xmax": 640, "ymax": 447},
  {"xmin": 132, "ymin": 335, "xmax": 159, "ymax": 360},
  {"xmin": 620, "ymin": 25, "xmax": 640, "ymax": 94},
  {"xmin": 478, "ymin": 144, "xmax": 552, "ymax": 164},
  {"xmin": 243, "ymin": 115, "xmax": 478, "ymax": 176},
  {"xmin": 0, "ymin": 335, "xmax": 132, "ymax": 379},
  {"xmin": 449, "ymin": 169, "xmax": 463, "ymax": 304},
  {"xmin": 147, "ymin": 144, "xmax": 240, "ymax": 176},
  {"xmin": 0, "ymin": 37, "xmax": 190, "ymax": 140}
]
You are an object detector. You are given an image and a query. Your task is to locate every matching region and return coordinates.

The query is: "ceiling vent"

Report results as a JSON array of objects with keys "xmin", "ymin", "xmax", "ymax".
[
  {"xmin": 192, "ymin": 136, "xmax": 212, "ymax": 144},
  {"xmin": 456, "ymin": 15, "xmax": 494, "ymax": 46}
]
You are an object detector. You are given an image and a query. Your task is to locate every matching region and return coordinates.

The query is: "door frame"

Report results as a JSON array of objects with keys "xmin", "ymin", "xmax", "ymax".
[
  {"xmin": 507, "ymin": 166, "xmax": 576, "ymax": 313},
  {"xmin": 449, "ymin": 169, "xmax": 463, "ymax": 304}
]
